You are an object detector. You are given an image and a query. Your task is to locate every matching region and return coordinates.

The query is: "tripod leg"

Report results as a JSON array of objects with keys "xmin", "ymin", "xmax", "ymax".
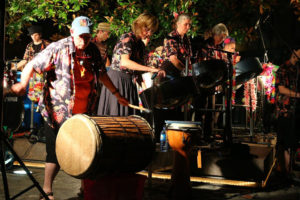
[
  {"xmin": 2, "ymin": 137, "xmax": 50, "ymax": 200},
  {"xmin": 0, "ymin": 139, "xmax": 10, "ymax": 200}
]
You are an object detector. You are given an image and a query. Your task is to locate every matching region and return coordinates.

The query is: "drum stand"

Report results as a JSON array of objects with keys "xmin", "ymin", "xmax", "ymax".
[{"xmin": 0, "ymin": 130, "xmax": 50, "ymax": 200}]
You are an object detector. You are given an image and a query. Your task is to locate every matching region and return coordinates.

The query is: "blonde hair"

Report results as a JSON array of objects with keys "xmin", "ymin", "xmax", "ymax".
[
  {"xmin": 132, "ymin": 13, "xmax": 159, "ymax": 37},
  {"xmin": 212, "ymin": 23, "xmax": 228, "ymax": 36}
]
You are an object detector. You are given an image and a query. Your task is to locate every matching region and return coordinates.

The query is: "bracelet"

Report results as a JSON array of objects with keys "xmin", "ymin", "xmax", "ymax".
[{"xmin": 112, "ymin": 89, "xmax": 119, "ymax": 95}]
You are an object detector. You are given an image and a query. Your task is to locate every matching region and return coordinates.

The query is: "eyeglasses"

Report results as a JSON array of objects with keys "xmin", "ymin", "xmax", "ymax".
[{"xmin": 144, "ymin": 27, "xmax": 152, "ymax": 34}]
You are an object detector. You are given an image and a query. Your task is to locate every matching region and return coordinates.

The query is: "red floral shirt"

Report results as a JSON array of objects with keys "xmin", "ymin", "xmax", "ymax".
[
  {"xmin": 275, "ymin": 60, "xmax": 300, "ymax": 117},
  {"xmin": 162, "ymin": 30, "xmax": 192, "ymax": 70}
]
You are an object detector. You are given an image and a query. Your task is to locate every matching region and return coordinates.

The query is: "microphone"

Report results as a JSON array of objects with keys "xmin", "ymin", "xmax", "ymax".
[
  {"xmin": 254, "ymin": 18, "xmax": 260, "ymax": 30},
  {"xmin": 254, "ymin": 13, "xmax": 271, "ymax": 30},
  {"xmin": 263, "ymin": 14, "xmax": 270, "ymax": 24}
]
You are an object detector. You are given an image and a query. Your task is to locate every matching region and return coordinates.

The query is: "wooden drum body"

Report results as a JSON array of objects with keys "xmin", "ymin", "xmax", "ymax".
[
  {"xmin": 165, "ymin": 121, "xmax": 202, "ymax": 199},
  {"xmin": 56, "ymin": 114, "xmax": 155, "ymax": 179},
  {"xmin": 165, "ymin": 121, "xmax": 202, "ymax": 154}
]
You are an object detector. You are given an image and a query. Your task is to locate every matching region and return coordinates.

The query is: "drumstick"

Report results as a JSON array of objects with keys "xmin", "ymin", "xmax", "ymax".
[{"xmin": 128, "ymin": 104, "xmax": 152, "ymax": 113}]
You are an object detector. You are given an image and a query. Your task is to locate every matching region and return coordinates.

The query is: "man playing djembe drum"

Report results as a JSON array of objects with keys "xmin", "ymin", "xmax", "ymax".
[{"xmin": 11, "ymin": 16, "xmax": 128, "ymax": 200}]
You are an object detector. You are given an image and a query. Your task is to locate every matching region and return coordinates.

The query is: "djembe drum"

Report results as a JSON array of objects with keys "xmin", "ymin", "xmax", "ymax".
[
  {"xmin": 165, "ymin": 121, "xmax": 202, "ymax": 200},
  {"xmin": 56, "ymin": 114, "xmax": 155, "ymax": 179}
]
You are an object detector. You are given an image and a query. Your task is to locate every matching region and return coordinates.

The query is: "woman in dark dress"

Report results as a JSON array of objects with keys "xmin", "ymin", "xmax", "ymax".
[{"xmin": 97, "ymin": 13, "xmax": 165, "ymax": 116}]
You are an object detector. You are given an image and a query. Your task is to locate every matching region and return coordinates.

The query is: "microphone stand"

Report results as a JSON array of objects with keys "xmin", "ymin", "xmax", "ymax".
[
  {"xmin": 256, "ymin": 16, "xmax": 270, "ymax": 63},
  {"xmin": 224, "ymin": 53, "xmax": 234, "ymax": 146},
  {"xmin": 253, "ymin": 15, "xmax": 270, "ymax": 139},
  {"xmin": 184, "ymin": 57, "xmax": 189, "ymax": 121}
]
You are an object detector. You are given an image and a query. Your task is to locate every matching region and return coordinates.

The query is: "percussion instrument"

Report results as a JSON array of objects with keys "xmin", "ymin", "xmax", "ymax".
[
  {"xmin": 3, "ymin": 70, "xmax": 24, "ymax": 132},
  {"xmin": 6, "ymin": 57, "xmax": 22, "ymax": 71},
  {"xmin": 56, "ymin": 114, "xmax": 155, "ymax": 179},
  {"xmin": 141, "ymin": 76, "xmax": 197, "ymax": 109},
  {"xmin": 128, "ymin": 103, "xmax": 151, "ymax": 113},
  {"xmin": 235, "ymin": 57, "xmax": 263, "ymax": 85},
  {"xmin": 165, "ymin": 121, "xmax": 202, "ymax": 199},
  {"xmin": 192, "ymin": 59, "xmax": 227, "ymax": 88},
  {"xmin": 165, "ymin": 121, "xmax": 202, "ymax": 153}
]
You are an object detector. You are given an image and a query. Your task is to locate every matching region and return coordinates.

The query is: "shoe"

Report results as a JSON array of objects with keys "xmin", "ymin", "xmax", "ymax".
[
  {"xmin": 39, "ymin": 192, "xmax": 54, "ymax": 200},
  {"xmin": 77, "ymin": 188, "xmax": 84, "ymax": 198},
  {"xmin": 28, "ymin": 134, "xmax": 39, "ymax": 144}
]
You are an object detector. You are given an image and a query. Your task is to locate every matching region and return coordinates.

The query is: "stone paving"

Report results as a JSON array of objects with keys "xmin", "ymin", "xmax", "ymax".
[{"xmin": 1, "ymin": 166, "xmax": 300, "ymax": 200}]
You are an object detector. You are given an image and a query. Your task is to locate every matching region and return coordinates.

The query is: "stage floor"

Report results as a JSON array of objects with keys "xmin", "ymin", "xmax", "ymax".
[{"xmin": 1, "ymin": 164, "xmax": 300, "ymax": 200}]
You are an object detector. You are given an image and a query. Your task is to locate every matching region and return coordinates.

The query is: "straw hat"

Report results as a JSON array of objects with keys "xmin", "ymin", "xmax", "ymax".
[{"xmin": 97, "ymin": 22, "xmax": 110, "ymax": 32}]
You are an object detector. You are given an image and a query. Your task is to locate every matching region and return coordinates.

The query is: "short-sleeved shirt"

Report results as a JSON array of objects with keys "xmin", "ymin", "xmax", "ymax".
[
  {"xmin": 198, "ymin": 37, "xmax": 224, "ymax": 61},
  {"xmin": 162, "ymin": 30, "xmax": 192, "ymax": 66},
  {"xmin": 92, "ymin": 37, "xmax": 108, "ymax": 62},
  {"xmin": 110, "ymin": 32, "xmax": 146, "ymax": 74},
  {"xmin": 27, "ymin": 36, "xmax": 106, "ymax": 129},
  {"xmin": 23, "ymin": 39, "xmax": 50, "ymax": 61},
  {"xmin": 24, "ymin": 39, "xmax": 50, "ymax": 102},
  {"xmin": 275, "ymin": 60, "xmax": 300, "ymax": 117}
]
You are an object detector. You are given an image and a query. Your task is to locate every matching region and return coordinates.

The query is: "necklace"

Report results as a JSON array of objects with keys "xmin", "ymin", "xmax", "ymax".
[{"xmin": 80, "ymin": 66, "xmax": 86, "ymax": 77}]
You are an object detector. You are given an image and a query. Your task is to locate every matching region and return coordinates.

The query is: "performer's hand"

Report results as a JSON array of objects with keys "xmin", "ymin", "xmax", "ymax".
[
  {"xmin": 157, "ymin": 69, "xmax": 166, "ymax": 77},
  {"xmin": 215, "ymin": 85, "xmax": 223, "ymax": 94},
  {"xmin": 10, "ymin": 83, "xmax": 26, "ymax": 96},
  {"xmin": 115, "ymin": 93, "xmax": 129, "ymax": 106}
]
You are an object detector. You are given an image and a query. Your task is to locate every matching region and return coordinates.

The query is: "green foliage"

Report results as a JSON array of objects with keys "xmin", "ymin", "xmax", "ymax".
[
  {"xmin": 5, "ymin": 0, "xmax": 282, "ymax": 49},
  {"xmin": 5, "ymin": 0, "xmax": 89, "ymax": 43}
]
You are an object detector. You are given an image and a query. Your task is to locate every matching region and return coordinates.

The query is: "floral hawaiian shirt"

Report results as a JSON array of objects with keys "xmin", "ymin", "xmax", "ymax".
[
  {"xmin": 28, "ymin": 36, "xmax": 106, "ymax": 129},
  {"xmin": 23, "ymin": 39, "xmax": 50, "ymax": 61},
  {"xmin": 275, "ymin": 60, "xmax": 300, "ymax": 117},
  {"xmin": 198, "ymin": 37, "xmax": 224, "ymax": 61},
  {"xmin": 23, "ymin": 40, "xmax": 50, "ymax": 102},
  {"xmin": 110, "ymin": 32, "xmax": 146, "ymax": 74},
  {"xmin": 162, "ymin": 30, "xmax": 192, "ymax": 69}
]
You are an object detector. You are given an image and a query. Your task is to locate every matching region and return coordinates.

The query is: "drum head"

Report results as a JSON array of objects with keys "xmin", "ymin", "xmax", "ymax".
[
  {"xmin": 165, "ymin": 121, "xmax": 202, "ymax": 131},
  {"xmin": 56, "ymin": 114, "xmax": 101, "ymax": 178}
]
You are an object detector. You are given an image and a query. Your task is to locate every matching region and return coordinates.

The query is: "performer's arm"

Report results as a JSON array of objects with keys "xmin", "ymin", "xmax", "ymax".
[
  {"xmin": 120, "ymin": 54, "xmax": 158, "ymax": 72},
  {"xmin": 120, "ymin": 54, "xmax": 165, "ymax": 77},
  {"xmin": 278, "ymin": 85, "xmax": 300, "ymax": 98},
  {"xmin": 169, "ymin": 55, "xmax": 185, "ymax": 71},
  {"xmin": 11, "ymin": 63, "xmax": 34, "ymax": 95}
]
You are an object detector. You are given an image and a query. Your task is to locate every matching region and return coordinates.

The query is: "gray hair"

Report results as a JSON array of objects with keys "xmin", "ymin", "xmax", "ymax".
[
  {"xmin": 176, "ymin": 14, "xmax": 191, "ymax": 27},
  {"xmin": 212, "ymin": 23, "xmax": 228, "ymax": 36}
]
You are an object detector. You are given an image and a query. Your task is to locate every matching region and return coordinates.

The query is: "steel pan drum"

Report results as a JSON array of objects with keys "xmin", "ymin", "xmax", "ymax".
[
  {"xmin": 141, "ymin": 76, "xmax": 197, "ymax": 109},
  {"xmin": 235, "ymin": 57, "xmax": 263, "ymax": 85},
  {"xmin": 192, "ymin": 59, "xmax": 227, "ymax": 88},
  {"xmin": 56, "ymin": 114, "xmax": 155, "ymax": 179}
]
